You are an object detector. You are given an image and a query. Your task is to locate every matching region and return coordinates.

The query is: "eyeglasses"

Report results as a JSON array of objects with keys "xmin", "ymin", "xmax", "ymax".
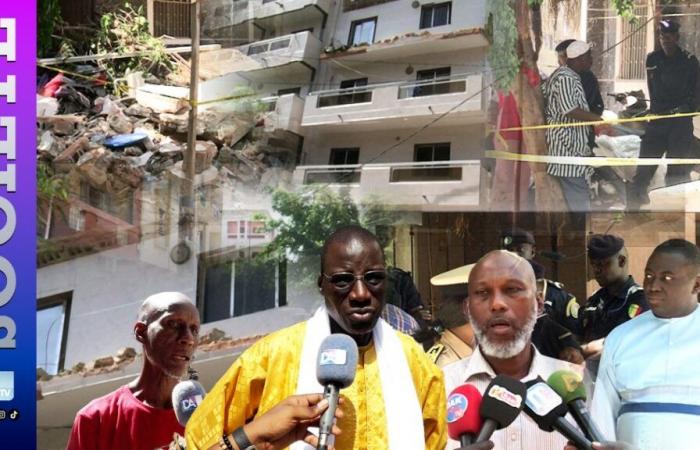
[{"xmin": 322, "ymin": 270, "xmax": 387, "ymax": 292}]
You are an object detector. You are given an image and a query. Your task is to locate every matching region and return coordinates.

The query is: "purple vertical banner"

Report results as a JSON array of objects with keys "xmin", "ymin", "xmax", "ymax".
[{"xmin": 0, "ymin": 1, "xmax": 36, "ymax": 448}]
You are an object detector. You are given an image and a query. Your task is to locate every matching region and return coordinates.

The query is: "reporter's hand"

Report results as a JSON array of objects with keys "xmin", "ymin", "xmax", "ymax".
[
  {"xmin": 559, "ymin": 346, "xmax": 585, "ymax": 365},
  {"xmin": 243, "ymin": 394, "xmax": 343, "ymax": 450},
  {"xmin": 457, "ymin": 441, "xmax": 494, "ymax": 450},
  {"xmin": 581, "ymin": 338, "xmax": 604, "ymax": 359}
]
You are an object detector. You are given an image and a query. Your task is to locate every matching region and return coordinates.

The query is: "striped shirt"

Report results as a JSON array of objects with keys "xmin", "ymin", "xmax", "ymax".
[
  {"xmin": 542, "ymin": 66, "xmax": 594, "ymax": 178},
  {"xmin": 381, "ymin": 303, "xmax": 421, "ymax": 335},
  {"xmin": 443, "ymin": 345, "xmax": 583, "ymax": 450}
]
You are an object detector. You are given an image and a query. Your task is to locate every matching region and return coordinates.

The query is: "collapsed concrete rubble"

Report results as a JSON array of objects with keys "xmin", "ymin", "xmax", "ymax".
[{"xmin": 37, "ymin": 71, "xmax": 300, "ymax": 209}]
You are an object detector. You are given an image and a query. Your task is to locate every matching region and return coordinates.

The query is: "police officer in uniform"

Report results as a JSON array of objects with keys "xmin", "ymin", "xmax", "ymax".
[
  {"xmin": 578, "ymin": 234, "xmax": 649, "ymax": 375},
  {"xmin": 501, "ymin": 228, "xmax": 581, "ymax": 334},
  {"xmin": 427, "ymin": 284, "xmax": 475, "ymax": 368},
  {"xmin": 629, "ymin": 20, "xmax": 700, "ymax": 208}
]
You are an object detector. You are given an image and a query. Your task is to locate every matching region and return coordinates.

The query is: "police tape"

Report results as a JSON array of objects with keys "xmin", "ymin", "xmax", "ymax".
[
  {"xmin": 499, "ymin": 111, "xmax": 700, "ymax": 132},
  {"xmin": 485, "ymin": 150, "xmax": 700, "ymax": 167}
]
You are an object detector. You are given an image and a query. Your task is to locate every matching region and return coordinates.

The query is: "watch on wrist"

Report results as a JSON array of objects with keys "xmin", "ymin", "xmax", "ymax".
[{"xmin": 232, "ymin": 426, "xmax": 257, "ymax": 450}]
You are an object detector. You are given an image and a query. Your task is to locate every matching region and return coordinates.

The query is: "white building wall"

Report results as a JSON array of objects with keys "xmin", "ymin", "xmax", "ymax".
[
  {"xmin": 302, "ymin": 123, "xmax": 484, "ymax": 165},
  {"xmin": 330, "ymin": 0, "xmax": 487, "ymax": 48}
]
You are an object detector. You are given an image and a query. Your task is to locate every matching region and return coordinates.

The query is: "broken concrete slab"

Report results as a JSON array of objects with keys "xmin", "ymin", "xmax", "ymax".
[
  {"xmin": 107, "ymin": 111, "xmax": 134, "ymax": 134},
  {"xmin": 38, "ymin": 115, "xmax": 86, "ymax": 136},
  {"xmin": 85, "ymin": 356, "xmax": 115, "ymax": 371},
  {"xmin": 53, "ymin": 136, "xmax": 91, "ymax": 173},
  {"xmin": 135, "ymin": 83, "xmax": 190, "ymax": 114},
  {"xmin": 195, "ymin": 141, "xmax": 218, "ymax": 173}
]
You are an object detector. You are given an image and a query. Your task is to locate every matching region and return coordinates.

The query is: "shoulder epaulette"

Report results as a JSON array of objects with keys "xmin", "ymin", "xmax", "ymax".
[{"xmin": 426, "ymin": 344, "xmax": 445, "ymax": 363}]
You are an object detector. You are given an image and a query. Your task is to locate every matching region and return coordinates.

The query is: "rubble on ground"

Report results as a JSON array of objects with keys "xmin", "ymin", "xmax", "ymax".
[{"xmin": 37, "ymin": 67, "xmax": 300, "ymax": 205}]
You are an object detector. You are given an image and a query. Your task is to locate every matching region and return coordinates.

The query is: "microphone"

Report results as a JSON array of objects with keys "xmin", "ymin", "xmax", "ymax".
[
  {"xmin": 522, "ymin": 377, "xmax": 593, "ymax": 450},
  {"xmin": 172, "ymin": 375, "xmax": 207, "ymax": 427},
  {"xmin": 316, "ymin": 334, "xmax": 359, "ymax": 450},
  {"xmin": 447, "ymin": 384, "xmax": 483, "ymax": 447},
  {"xmin": 547, "ymin": 370, "xmax": 605, "ymax": 443},
  {"xmin": 475, "ymin": 375, "xmax": 527, "ymax": 443}
]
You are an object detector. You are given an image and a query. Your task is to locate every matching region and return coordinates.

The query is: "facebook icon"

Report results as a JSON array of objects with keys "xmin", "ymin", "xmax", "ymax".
[{"xmin": 0, "ymin": 372, "xmax": 14, "ymax": 401}]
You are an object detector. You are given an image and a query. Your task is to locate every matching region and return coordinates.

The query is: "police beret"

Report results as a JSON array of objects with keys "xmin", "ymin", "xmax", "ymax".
[
  {"xmin": 659, "ymin": 20, "xmax": 680, "ymax": 33},
  {"xmin": 587, "ymin": 234, "xmax": 624, "ymax": 260},
  {"xmin": 501, "ymin": 228, "xmax": 535, "ymax": 248}
]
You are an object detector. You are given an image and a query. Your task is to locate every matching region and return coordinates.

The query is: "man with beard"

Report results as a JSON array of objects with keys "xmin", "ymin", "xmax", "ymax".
[
  {"xmin": 67, "ymin": 292, "xmax": 200, "ymax": 450},
  {"xmin": 442, "ymin": 251, "xmax": 582, "ymax": 450},
  {"xmin": 590, "ymin": 239, "xmax": 700, "ymax": 449},
  {"xmin": 185, "ymin": 225, "xmax": 446, "ymax": 450}
]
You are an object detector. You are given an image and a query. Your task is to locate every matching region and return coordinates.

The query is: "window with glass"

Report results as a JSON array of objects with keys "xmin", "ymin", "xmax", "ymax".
[
  {"xmin": 420, "ymin": 2, "xmax": 451, "ymax": 29},
  {"xmin": 348, "ymin": 17, "xmax": 377, "ymax": 46},
  {"xmin": 37, "ymin": 293, "xmax": 71, "ymax": 376},
  {"xmin": 198, "ymin": 255, "xmax": 286, "ymax": 323}
]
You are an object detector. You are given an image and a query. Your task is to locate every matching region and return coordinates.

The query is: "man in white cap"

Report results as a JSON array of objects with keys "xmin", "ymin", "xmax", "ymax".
[{"xmin": 543, "ymin": 40, "xmax": 607, "ymax": 211}]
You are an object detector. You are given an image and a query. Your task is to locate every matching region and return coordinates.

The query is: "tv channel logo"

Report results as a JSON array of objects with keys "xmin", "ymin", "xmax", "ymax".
[{"xmin": 0, "ymin": 372, "xmax": 14, "ymax": 401}]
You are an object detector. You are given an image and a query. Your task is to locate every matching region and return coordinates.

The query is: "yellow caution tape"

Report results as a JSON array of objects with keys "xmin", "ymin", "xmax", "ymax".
[
  {"xmin": 485, "ymin": 150, "xmax": 700, "ymax": 166},
  {"xmin": 500, "ymin": 111, "xmax": 700, "ymax": 132}
]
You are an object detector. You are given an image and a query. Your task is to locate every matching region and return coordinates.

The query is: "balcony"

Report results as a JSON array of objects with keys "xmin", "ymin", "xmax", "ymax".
[
  {"xmin": 204, "ymin": 0, "xmax": 331, "ymax": 38},
  {"xmin": 198, "ymin": 31, "xmax": 322, "ymax": 102},
  {"xmin": 302, "ymin": 74, "xmax": 486, "ymax": 130},
  {"xmin": 259, "ymin": 94, "xmax": 305, "ymax": 134},
  {"xmin": 292, "ymin": 160, "xmax": 481, "ymax": 210}
]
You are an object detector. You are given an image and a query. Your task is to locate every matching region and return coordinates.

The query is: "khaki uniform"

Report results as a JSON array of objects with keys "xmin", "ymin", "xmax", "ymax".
[{"xmin": 427, "ymin": 329, "xmax": 473, "ymax": 368}]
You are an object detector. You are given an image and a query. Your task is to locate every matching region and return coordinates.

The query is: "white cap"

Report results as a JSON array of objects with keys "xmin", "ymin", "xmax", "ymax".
[{"xmin": 566, "ymin": 41, "xmax": 590, "ymax": 59}]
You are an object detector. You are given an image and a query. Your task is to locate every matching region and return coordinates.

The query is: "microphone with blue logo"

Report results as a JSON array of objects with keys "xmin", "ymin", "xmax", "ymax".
[
  {"xmin": 172, "ymin": 370, "xmax": 207, "ymax": 427},
  {"xmin": 316, "ymin": 334, "xmax": 358, "ymax": 450},
  {"xmin": 447, "ymin": 383, "xmax": 483, "ymax": 447}
]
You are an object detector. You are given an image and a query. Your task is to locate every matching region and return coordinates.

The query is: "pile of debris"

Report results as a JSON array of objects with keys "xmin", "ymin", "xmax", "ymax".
[
  {"xmin": 36, "ymin": 328, "xmax": 265, "ymax": 382},
  {"xmin": 37, "ymin": 69, "xmax": 299, "ymax": 202}
]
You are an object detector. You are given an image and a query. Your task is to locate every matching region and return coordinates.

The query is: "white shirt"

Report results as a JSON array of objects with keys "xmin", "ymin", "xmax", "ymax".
[
  {"xmin": 443, "ymin": 345, "xmax": 582, "ymax": 450},
  {"xmin": 590, "ymin": 306, "xmax": 700, "ymax": 450}
]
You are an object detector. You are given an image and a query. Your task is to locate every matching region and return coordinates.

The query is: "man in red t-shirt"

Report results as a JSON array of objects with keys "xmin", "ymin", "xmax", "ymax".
[{"xmin": 67, "ymin": 291, "xmax": 200, "ymax": 450}]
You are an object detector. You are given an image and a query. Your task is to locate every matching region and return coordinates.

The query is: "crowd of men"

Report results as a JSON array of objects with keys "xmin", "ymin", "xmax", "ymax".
[
  {"xmin": 542, "ymin": 20, "xmax": 699, "ymax": 211},
  {"xmin": 65, "ymin": 224, "xmax": 700, "ymax": 450}
]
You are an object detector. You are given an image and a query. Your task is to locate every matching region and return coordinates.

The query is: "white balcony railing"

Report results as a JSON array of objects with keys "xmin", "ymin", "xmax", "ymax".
[
  {"xmin": 302, "ymin": 74, "xmax": 484, "ymax": 127},
  {"xmin": 236, "ymin": 30, "xmax": 322, "ymax": 69},
  {"xmin": 292, "ymin": 160, "xmax": 481, "ymax": 208}
]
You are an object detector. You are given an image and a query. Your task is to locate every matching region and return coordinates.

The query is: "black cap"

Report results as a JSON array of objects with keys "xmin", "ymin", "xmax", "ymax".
[
  {"xmin": 659, "ymin": 20, "xmax": 680, "ymax": 33},
  {"xmin": 587, "ymin": 234, "xmax": 624, "ymax": 260},
  {"xmin": 501, "ymin": 228, "xmax": 535, "ymax": 249}
]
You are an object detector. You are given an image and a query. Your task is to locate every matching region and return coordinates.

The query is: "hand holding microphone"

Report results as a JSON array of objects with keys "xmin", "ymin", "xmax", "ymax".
[{"xmin": 241, "ymin": 393, "xmax": 345, "ymax": 450}]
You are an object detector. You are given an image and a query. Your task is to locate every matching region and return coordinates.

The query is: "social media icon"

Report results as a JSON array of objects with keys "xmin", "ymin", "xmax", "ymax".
[
  {"xmin": 0, "ymin": 372, "xmax": 13, "ymax": 401},
  {"xmin": 9, "ymin": 409, "xmax": 18, "ymax": 420},
  {"xmin": 0, "ymin": 409, "xmax": 5, "ymax": 420}
]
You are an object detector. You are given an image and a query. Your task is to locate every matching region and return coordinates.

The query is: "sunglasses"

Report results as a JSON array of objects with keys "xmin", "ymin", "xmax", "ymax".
[{"xmin": 322, "ymin": 270, "xmax": 387, "ymax": 292}]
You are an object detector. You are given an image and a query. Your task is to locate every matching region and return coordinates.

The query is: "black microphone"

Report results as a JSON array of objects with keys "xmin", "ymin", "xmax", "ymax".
[
  {"xmin": 172, "ymin": 374, "xmax": 207, "ymax": 427},
  {"xmin": 522, "ymin": 377, "xmax": 593, "ymax": 450},
  {"xmin": 475, "ymin": 375, "xmax": 527, "ymax": 443},
  {"xmin": 315, "ymin": 334, "xmax": 358, "ymax": 450},
  {"xmin": 547, "ymin": 370, "xmax": 605, "ymax": 442}
]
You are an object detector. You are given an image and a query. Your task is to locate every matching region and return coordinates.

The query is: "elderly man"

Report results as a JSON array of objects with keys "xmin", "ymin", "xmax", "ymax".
[
  {"xmin": 590, "ymin": 239, "xmax": 700, "ymax": 449},
  {"xmin": 628, "ymin": 20, "xmax": 700, "ymax": 208},
  {"xmin": 67, "ymin": 292, "xmax": 200, "ymax": 450},
  {"xmin": 443, "ymin": 250, "xmax": 581, "ymax": 450},
  {"xmin": 185, "ymin": 225, "xmax": 446, "ymax": 450},
  {"xmin": 576, "ymin": 235, "xmax": 648, "ymax": 374},
  {"xmin": 543, "ymin": 41, "xmax": 607, "ymax": 211}
]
